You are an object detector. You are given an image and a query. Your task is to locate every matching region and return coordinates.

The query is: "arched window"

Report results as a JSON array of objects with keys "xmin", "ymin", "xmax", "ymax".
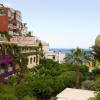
[
  {"xmin": 30, "ymin": 57, "xmax": 32, "ymax": 64},
  {"xmin": 33, "ymin": 57, "xmax": 36, "ymax": 63}
]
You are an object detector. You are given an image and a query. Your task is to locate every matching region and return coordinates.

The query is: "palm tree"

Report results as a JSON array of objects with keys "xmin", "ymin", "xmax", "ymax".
[{"xmin": 65, "ymin": 48, "xmax": 91, "ymax": 88}]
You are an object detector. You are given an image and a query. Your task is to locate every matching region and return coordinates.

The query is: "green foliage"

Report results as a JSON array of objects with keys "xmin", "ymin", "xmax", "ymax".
[
  {"xmin": 50, "ymin": 97, "xmax": 57, "ymax": 100},
  {"xmin": 23, "ymin": 95, "xmax": 36, "ymax": 100},
  {"xmin": 0, "ymin": 58, "xmax": 90, "ymax": 99},
  {"xmin": 95, "ymin": 93, "xmax": 100, "ymax": 100},
  {"xmin": 95, "ymin": 78, "xmax": 100, "ymax": 92},
  {"xmin": 89, "ymin": 78, "xmax": 100, "ymax": 100},
  {"xmin": 23, "ymin": 71, "xmax": 34, "ymax": 82},
  {"xmin": 57, "ymin": 71, "xmax": 76, "ymax": 87},
  {"xmin": 0, "ymin": 84, "xmax": 18, "ymax": 100},
  {"xmin": 65, "ymin": 48, "xmax": 89, "ymax": 65},
  {"xmin": 39, "ymin": 59, "xmax": 58, "ymax": 68},
  {"xmin": 88, "ymin": 97, "xmax": 96, "ymax": 100},
  {"xmin": 92, "ymin": 68, "xmax": 100, "ymax": 78},
  {"xmin": 92, "ymin": 46, "xmax": 100, "ymax": 61},
  {"xmin": 81, "ymin": 80, "xmax": 95, "ymax": 90},
  {"xmin": 20, "ymin": 56, "xmax": 28, "ymax": 73},
  {"xmin": 0, "ymin": 94, "xmax": 18, "ymax": 100},
  {"xmin": 8, "ymin": 75, "xmax": 17, "ymax": 85},
  {"xmin": 15, "ymin": 83, "xmax": 33, "ymax": 99},
  {"xmin": 13, "ymin": 46, "xmax": 21, "ymax": 63},
  {"xmin": 1, "ymin": 31, "xmax": 11, "ymax": 41},
  {"xmin": 65, "ymin": 48, "xmax": 90, "ymax": 88},
  {"xmin": 80, "ymin": 65, "xmax": 89, "ymax": 76},
  {"xmin": 32, "ymin": 77, "xmax": 54, "ymax": 99}
]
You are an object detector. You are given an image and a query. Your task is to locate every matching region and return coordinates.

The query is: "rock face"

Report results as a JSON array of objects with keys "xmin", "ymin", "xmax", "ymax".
[{"xmin": 95, "ymin": 34, "xmax": 100, "ymax": 46}]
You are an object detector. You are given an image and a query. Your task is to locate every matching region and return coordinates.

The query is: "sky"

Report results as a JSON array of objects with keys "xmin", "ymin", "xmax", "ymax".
[{"xmin": 0, "ymin": 0, "xmax": 100, "ymax": 48}]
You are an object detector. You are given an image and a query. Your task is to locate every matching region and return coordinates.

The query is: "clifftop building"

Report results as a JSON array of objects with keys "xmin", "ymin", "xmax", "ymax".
[
  {"xmin": 0, "ymin": 4, "xmax": 43, "ymax": 81},
  {"xmin": 0, "ymin": 4, "xmax": 24, "ymax": 35}
]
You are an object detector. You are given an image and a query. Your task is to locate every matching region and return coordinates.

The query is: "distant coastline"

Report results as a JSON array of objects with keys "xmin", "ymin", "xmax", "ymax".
[{"xmin": 49, "ymin": 48, "xmax": 92, "ymax": 54}]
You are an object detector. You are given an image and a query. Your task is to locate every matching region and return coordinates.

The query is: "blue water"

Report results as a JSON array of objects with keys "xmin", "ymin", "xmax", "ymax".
[
  {"xmin": 49, "ymin": 48, "xmax": 91, "ymax": 54},
  {"xmin": 49, "ymin": 48, "xmax": 72, "ymax": 54}
]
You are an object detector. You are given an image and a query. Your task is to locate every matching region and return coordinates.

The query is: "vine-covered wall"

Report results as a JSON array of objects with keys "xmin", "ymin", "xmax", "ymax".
[{"xmin": 0, "ymin": 42, "xmax": 42, "ymax": 81}]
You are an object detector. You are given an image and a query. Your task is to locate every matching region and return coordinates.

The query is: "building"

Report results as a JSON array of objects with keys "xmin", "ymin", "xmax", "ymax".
[
  {"xmin": 0, "ymin": 34, "xmax": 41, "ymax": 81},
  {"xmin": 0, "ymin": 35, "xmax": 41, "ymax": 81},
  {"xmin": 56, "ymin": 88, "xmax": 95, "ymax": 100},
  {"xmin": 0, "ymin": 3, "xmax": 42, "ymax": 72},
  {"xmin": 21, "ymin": 23, "xmax": 28, "ymax": 35},
  {"xmin": 10, "ymin": 35, "xmax": 40, "ymax": 68},
  {"xmin": 41, "ymin": 40, "xmax": 49, "ymax": 54},
  {"xmin": 10, "ymin": 35, "xmax": 38, "ymax": 46},
  {"xmin": 45, "ymin": 51, "xmax": 66, "ymax": 63},
  {"xmin": 0, "ymin": 4, "xmax": 22, "ymax": 35},
  {"xmin": 41, "ymin": 41, "xmax": 66, "ymax": 63},
  {"xmin": 0, "ymin": 4, "xmax": 43, "ymax": 81}
]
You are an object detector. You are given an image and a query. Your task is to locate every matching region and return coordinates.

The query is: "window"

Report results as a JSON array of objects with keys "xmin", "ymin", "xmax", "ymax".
[
  {"xmin": 0, "ymin": 63, "xmax": 6, "ymax": 74},
  {"xmin": 53, "ymin": 56, "xmax": 55, "ymax": 60},
  {"xmin": 33, "ymin": 57, "xmax": 36, "ymax": 63},
  {"xmin": 0, "ymin": 9, "xmax": 6, "ymax": 16},
  {"xmin": 36, "ymin": 56, "xmax": 38, "ymax": 63},
  {"xmin": 30, "ymin": 57, "xmax": 32, "ymax": 64}
]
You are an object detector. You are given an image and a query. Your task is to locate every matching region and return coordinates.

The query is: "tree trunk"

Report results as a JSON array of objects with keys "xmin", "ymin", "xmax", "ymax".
[{"xmin": 76, "ymin": 65, "xmax": 80, "ymax": 88}]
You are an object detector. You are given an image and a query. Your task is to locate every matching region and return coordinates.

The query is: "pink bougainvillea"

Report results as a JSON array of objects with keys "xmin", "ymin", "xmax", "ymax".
[{"xmin": 0, "ymin": 53, "xmax": 15, "ymax": 80}]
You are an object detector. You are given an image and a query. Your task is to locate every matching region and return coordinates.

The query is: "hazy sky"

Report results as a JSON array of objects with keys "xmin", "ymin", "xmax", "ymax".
[{"xmin": 1, "ymin": 0, "xmax": 100, "ymax": 48}]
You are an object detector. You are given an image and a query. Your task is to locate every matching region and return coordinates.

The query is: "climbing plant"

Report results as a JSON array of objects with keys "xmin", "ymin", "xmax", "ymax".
[{"xmin": 0, "ymin": 31, "xmax": 11, "ymax": 41}]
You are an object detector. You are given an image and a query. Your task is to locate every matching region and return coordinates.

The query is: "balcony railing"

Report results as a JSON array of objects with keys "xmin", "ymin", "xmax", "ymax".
[{"xmin": 21, "ymin": 49, "xmax": 36, "ymax": 53}]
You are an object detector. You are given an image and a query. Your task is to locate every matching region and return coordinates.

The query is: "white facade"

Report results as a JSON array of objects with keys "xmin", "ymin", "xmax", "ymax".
[
  {"xmin": 45, "ymin": 51, "xmax": 66, "ymax": 64},
  {"xmin": 27, "ymin": 55, "xmax": 39, "ymax": 69},
  {"xmin": 41, "ymin": 41, "xmax": 66, "ymax": 63},
  {"xmin": 21, "ymin": 23, "xmax": 28, "ymax": 34},
  {"xmin": 56, "ymin": 88, "xmax": 95, "ymax": 100},
  {"xmin": 41, "ymin": 40, "xmax": 49, "ymax": 53}
]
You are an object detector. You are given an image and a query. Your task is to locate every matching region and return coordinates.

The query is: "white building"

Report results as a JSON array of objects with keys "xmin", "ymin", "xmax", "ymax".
[
  {"xmin": 21, "ymin": 23, "xmax": 28, "ymax": 34},
  {"xmin": 56, "ymin": 88, "xmax": 95, "ymax": 100},
  {"xmin": 41, "ymin": 40, "xmax": 49, "ymax": 53},
  {"xmin": 41, "ymin": 41, "xmax": 66, "ymax": 63},
  {"xmin": 45, "ymin": 51, "xmax": 66, "ymax": 64}
]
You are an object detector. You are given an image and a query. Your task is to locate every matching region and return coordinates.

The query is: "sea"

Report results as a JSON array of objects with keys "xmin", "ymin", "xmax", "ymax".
[{"xmin": 49, "ymin": 48, "xmax": 92, "ymax": 55}]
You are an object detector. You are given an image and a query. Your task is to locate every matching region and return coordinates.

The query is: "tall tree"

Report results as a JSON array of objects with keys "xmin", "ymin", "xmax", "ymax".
[
  {"xmin": 65, "ymin": 48, "xmax": 90, "ymax": 88},
  {"xmin": 92, "ymin": 46, "xmax": 100, "ymax": 61}
]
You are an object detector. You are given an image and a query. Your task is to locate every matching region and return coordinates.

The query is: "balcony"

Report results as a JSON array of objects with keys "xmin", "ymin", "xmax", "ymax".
[{"xmin": 21, "ymin": 49, "xmax": 36, "ymax": 53}]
